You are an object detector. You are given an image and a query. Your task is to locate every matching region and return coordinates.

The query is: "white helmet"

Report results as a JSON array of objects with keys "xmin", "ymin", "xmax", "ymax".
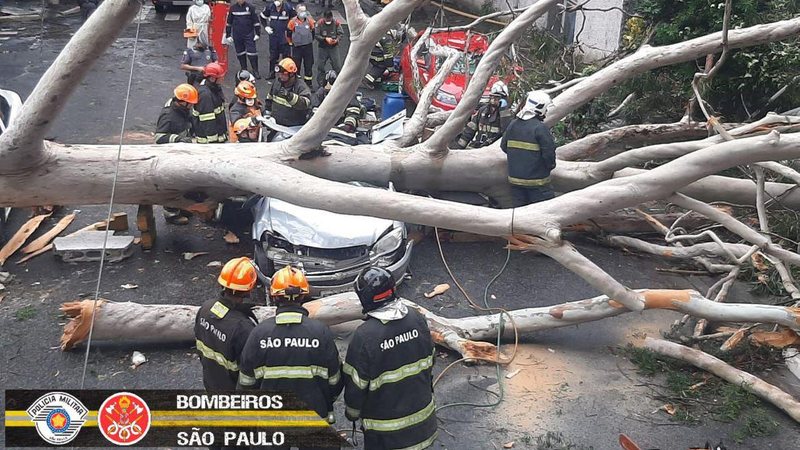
[
  {"xmin": 490, "ymin": 81, "xmax": 508, "ymax": 97},
  {"xmin": 518, "ymin": 90, "xmax": 552, "ymax": 120}
]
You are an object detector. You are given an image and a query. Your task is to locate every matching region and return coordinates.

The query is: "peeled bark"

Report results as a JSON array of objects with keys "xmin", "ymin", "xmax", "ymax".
[{"xmin": 644, "ymin": 337, "xmax": 800, "ymax": 423}]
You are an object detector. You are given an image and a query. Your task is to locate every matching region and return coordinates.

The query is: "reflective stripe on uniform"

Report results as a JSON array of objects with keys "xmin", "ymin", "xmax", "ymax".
[
  {"xmin": 196, "ymin": 339, "xmax": 239, "ymax": 372},
  {"xmin": 328, "ymin": 370, "xmax": 341, "ymax": 386},
  {"xmin": 342, "ymin": 362, "xmax": 369, "ymax": 389},
  {"xmin": 196, "ymin": 134, "xmax": 226, "ymax": 143},
  {"xmin": 272, "ymin": 96, "xmax": 293, "ymax": 108},
  {"xmin": 362, "ymin": 399, "xmax": 435, "ymax": 432},
  {"xmin": 345, "ymin": 406, "xmax": 360, "ymax": 419},
  {"xmin": 396, "ymin": 431, "xmax": 438, "ymax": 450},
  {"xmin": 507, "ymin": 140, "xmax": 540, "ymax": 151},
  {"xmin": 466, "ymin": 121, "xmax": 477, "ymax": 130},
  {"xmin": 210, "ymin": 301, "xmax": 230, "ymax": 319},
  {"xmin": 508, "ymin": 176, "xmax": 551, "ymax": 186},
  {"xmin": 275, "ymin": 312, "xmax": 303, "ymax": 324},
  {"xmin": 254, "ymin": 365, "xmax": 330, "ymax": 381},
  {"xmin": 368, "ymin": 354, "xmax": 433, "ymax": 391},
  {"xmin": 232, "ymin": 11, "xmax": 250, "ymax": 15},
  {"xmin": 238, "ymin": 372, "xmax": 257, "ymax": 386},
  {"xmin": 197, "ymin": 112, "xmax": 216, "ymax": 121}
]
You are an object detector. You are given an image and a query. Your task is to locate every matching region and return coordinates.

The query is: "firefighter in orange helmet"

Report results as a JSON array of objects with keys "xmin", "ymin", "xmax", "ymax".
[
  {"xmin": 238, "ymin": 266, "xmax": 344, "ymax": 435},
  {"xmin": 194, "ymin": 257, "xmax": 259, "ymax": 391},
  {"xmin": 229, "ymin": 80, "xmax": 263, "ymax": 125},
  {"xmin": 265, "ymin": 58, "xmax": 312, "ymax": 127}
]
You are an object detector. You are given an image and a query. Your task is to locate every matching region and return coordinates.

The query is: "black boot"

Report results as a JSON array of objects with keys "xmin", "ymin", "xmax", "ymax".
[
  {"xmin": 237, "ymin": 55, "xmax": 248, "ymax": 71},
  {"xmin": 248, "ymin": 55, "xmax": 261, "ymax": 79}
]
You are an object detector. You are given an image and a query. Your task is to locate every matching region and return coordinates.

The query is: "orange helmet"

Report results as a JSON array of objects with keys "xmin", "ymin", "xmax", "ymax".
[
  {"xmin": 233, "ymin": 118, "xmax": 255, "ymax": 134},
  {"xmin": 275, "ymin": 58, "xmax": 298, "ymax": 74},
  {"xmin": 174, "ymin": 84, "xmax": 199, "ymax": 104},
  {"xmin": 218, "ymin": 257, "xmax": 258, "ymax": 292},
  {"xmin": 270, "ymin": 265, "xmax": 310, "ymax": 302},
  {"xmin": 234, "ymin": 81, "xmax": 258, "ymax": 99},
  {"xmin": 204, "ymin": 62, "xmax": 225, "ymax": 78}
]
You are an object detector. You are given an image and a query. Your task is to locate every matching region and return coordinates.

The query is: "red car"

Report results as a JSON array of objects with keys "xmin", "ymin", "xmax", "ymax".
[{"xmin": 400, "ymin": 29, "xmax": 519, "ymax": 111}]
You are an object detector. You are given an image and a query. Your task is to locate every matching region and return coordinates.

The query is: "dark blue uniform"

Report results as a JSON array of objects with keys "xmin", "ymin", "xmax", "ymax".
[
  {"xmin": 260, "ymin": 1, "xmax": 295, "ymax": 77},
  {"xmin": 226, "ymin": 1, "xmax": 261, "ymax": 75}
]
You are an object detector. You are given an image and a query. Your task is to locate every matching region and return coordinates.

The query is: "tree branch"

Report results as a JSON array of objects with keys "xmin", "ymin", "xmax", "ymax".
[
  {"xmin": 548, "ymin": 17, "xmax": 800, "ymax": 126},
  {"xmin": 0, "ymin": 0, "xmax": 142, "ymax": 174},
  {"xmin": 424, "ymin": 0, "xmax": 560, "ymax": 154}
]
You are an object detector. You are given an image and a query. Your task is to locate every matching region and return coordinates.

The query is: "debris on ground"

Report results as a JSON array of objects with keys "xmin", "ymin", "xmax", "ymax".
[
  {"xmin": 20, "ymin": 212, "xmax": 76, "ymax": 255},
  {"xmin": 131, "ymin": 351, "xmax": 147, "ymax": 369},
  {"xmin": 662, "ymin": 404, "xmax": 677, "ymax": 415},
  {"xmin": 223, "ymin": 231, "xmax": 240, "ymax": 244},
  {"xmin": 424, "ymin": 283, "xmax": 450, "ymax": 298},
  {"xmin": 207, "ymin": 261, "xmax": 222, "ymax": 267},
  {"xmin": 183, "ymin": 252, "xmax": 209, "ymax": 260},
  {"xmin": 53, "ymin": 230, "xmax": 135, "ymax": 263},
  {"xmin": 0, "ymin": 213, "xmax": 51, "ymax": 265},
  {"xmin": 120, "ymin": 284, "xmax": 138, "ymax": 290},
  {"xmin": 0, "ymin": 283, "xmax": 5, "ymax": 291},
  {"xmin": 505, "ymin": 368, "xmax": 522, "ymax": 379},
  {"xmin": 0, "ymin": 271, "xmax": 12, "ymax": 283},
  {"xmin": 502, "ymin": 441, "xmax": 514, "ymax": 448}
]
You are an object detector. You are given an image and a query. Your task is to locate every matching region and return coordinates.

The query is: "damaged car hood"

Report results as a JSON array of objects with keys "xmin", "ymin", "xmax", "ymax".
[{"xmin": 254, "ymin": 197, "xmax": 397, "ymax": 248}]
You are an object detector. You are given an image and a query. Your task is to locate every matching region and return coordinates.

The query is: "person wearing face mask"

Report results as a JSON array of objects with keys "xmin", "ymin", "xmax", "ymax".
[
  {"xmin": 224, "ymin": 0, "xmax": 262, "ymax": 79},
  {"xmin": 180, "ymin": 40, "xmax": 218, "ymax": 86},
  {"xmin": 287, "ymin": 4, "xmax": 315, "ymax": 86},
  {"xmin": 454, "ymin": 81, "xmax": 513, "ymax": 149},
  {"xmin": 229, "ymin": 80, "xmax": 263, "ymax": 125},
  {"xmin": 192, "ymin": 62, "xmax": 229, "ymax": 144},
  {"xmin": 186, "ymin": 0, "xmax": 211, "ymax": 48},
  {"xmin": 265, "ymin": 58, "xmax": 312, "ymax": 128},
  {"xmin": 314, "ymin": 9, "xmax": 343, "ymax": 88},
  {"xmin": 260, "ymin": 0, "xmax": 295, "ymax": 79},
  {"xmin": 313, "ymin": 70, "xmax": 364, "ymax": 134}
]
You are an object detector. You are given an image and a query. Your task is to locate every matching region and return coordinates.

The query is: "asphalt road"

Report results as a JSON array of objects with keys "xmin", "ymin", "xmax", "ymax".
[{"xmin": 1, "ymin": 2, "xmax": 799, "ymax": 449}]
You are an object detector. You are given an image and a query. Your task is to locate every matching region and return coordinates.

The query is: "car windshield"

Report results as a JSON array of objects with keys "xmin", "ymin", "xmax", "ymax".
[{"xmin": 437, "ymin": 53, "xmax": 481, "ymax": 75}]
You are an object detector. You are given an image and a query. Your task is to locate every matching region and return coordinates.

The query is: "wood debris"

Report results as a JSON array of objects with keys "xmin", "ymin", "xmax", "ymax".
[
  {"xmin": 424, "ymin": 283, "xmax": 450, "ymax": 298},
  {"xmin": 21, "ymin": 213, "xmax": 76, "ymax": 254},
  {"xmin": 0, "ymin": 213, "xmax": 51, "ymax": 266},
  {"xmin": 183, "ymin": 252, "xmax": 209, "ymax": 260},
  {"xmin": 223, "ymin": 231, "xmax": 240, "ymax": 244}
]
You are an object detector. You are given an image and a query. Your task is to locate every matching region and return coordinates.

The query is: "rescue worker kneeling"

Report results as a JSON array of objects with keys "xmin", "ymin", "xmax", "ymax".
[
  {"xmin": 232, "ymin": 117, "xmax": 262, "ymax": 142},
  {"xmin": 238, "ymin": 266, "xmax": 343, "ymax": 449},
  {"xmin": 229, "ymin": 80, "xmax": 263, "ymax": 125},
  {"xmin": 344, "ymin": 267, "xmax": 438, "ymax": 450},
  {"xmin": 194, "ymin": 257, "xmax": 259, "ymax": 391}
]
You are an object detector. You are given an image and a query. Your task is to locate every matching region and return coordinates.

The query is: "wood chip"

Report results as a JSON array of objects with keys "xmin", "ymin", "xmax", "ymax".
[
  {"xmin": 183, "ymin": 252, "xmax": 209, "ymax": 260},
  {"xmin": 424, "ymin": 283, "xmax": 450, "ymax": 298},
  {"xmin": 750, "ymin": 328, "xmax": 800, "ymax": 348},
  {"xmin": 505, "ymin": 368, "xmax": 522, "ymax": 379},
  {"xmin": 720, "ymin": 328, "xmax": 747, "ymax": 351},
  {"xmin": 120, "ymin": 284, "xmax": 138, "ymax": 290},
  {"xmin": 223, "ymin": 231, "xmax": 240, "ymax": 244},
  {"xmin": 503, "ymin": 442, "xmax": 514, "ymax": 449},
  {"xmin": 662, "ymin": 404, "xmax": 676, "ymax": 415},
  {"xmin": 207, "ymin": 261, "xmax": 222, "ymax": 267},
  {"xmin": 21, "ymin": 213, "xmax": 76, "ymax": 254},
  {"xmin": 0, "ymin": 213, "xmax": 51, "ymax": 266}
]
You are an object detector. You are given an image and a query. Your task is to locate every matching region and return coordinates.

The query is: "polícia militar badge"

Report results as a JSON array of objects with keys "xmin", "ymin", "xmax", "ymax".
[{"xmin": 26, "ymin": 392, "xmax": 88, "ymax": 445}]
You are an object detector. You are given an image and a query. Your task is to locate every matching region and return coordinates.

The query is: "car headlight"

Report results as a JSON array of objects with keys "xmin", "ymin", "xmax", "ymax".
[
  {"xmin": 435, "ymin": 89, "xmax": 457, "ymax": 106},
  {"xmin": 371, "ymin": 227, "xmax": 404, "ymax": 256}
]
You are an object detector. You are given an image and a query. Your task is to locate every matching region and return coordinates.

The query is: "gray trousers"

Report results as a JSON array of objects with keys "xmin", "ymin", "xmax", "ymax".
[{"xmin": 316, "ymin": 45, "xmax": 341, "ymax": 86}]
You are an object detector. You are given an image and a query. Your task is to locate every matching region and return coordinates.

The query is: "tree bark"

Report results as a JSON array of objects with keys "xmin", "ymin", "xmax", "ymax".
[{"xmin": 644, "ymin": 337, "xmax": 800, "ymax": 423}]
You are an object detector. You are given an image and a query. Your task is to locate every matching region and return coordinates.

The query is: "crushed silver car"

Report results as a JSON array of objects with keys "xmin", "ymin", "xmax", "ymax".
[{"xmin": 251, "ymin": 182, "xmax": 413, "ymax": 298}]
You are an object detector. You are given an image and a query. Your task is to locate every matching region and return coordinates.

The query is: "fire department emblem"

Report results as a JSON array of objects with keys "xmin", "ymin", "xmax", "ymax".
[
  {"xmin": 26, "ymin": 392, "xmax": 88, "ymax": 445},
  {"xmin": 98, "ymin": 392, "xmax": 151, "ymax": 446}
]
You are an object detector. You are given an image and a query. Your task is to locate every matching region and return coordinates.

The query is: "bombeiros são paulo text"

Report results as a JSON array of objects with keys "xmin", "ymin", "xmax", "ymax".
[{"xmin": 176, "ymin": 394, "xmax": 283, "ymax": 410}]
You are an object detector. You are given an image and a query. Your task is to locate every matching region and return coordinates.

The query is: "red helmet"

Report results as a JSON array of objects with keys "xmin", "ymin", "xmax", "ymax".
[{"xmin": 203, "ymin": 62, "xmax": 225, "ymax": 78}]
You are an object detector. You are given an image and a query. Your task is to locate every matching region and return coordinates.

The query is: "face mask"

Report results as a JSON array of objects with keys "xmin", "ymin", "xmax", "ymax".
[
  {"xmin": 274, "ymin": 1, "xmax": 281, "ymax": 7},
  {"xmin": 298, "ymin": 12, "xmax": 307, "ymax": 19},
  {"xmin": 245, "ymin": 98, "xmax": 255, "ymax": 106}
]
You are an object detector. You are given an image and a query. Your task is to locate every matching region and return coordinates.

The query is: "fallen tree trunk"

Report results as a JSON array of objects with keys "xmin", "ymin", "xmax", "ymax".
[
  {"xmin": 644, "ymin": 337, "xmax": 800, "ymax": 423},
  {"xmin": 59, "ymin": 290, "xmax": 800, "ymax": 356}
]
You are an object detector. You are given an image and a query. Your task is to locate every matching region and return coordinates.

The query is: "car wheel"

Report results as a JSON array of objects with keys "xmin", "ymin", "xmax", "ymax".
[{"xmin": 252, "ymin": 240, "xmax": 274, "ymax": 305}]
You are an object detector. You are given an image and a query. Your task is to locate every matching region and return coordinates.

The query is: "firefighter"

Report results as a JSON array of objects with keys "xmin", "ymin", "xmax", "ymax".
[
  {"xmin": 314, "ymin": 9, "xmax": 343, "ymax": 88},
  {"xmin": 287, "ymin": 4, "xmax": 315, "ymax": 86},
  {"xmin": 238, "ymin": 266, "xmax": 343, "ymax": 434},
  {"xmin": 236, "ymin": 69, "xmax": 256, "ymax": 84},
  {"xmin": 343, "ymin": 267, "xmax": 438, "ymax": 450},
  {"xmin": 454, "ymin": 81, "xmax": 513, "ymax": 149},
  {"xmin": 265, "ymin": 58, "xmax": 312, "ymax": 127},
  {"xmin": 365, "ymin": 31, "xmax": 394, "ymax": 89},
  {"xmin": 232, "ymin": 117, "xmax": 261, "ymax": 143},
  {"xmin": 193, "ymin": 62, "xmax": 228, "ymax": 143},
  {"xmin": 313, "ymin": 70, "xmax": 363, "ymax": 133},
  {"xmin": 155, "ymin": 84, "xmax": 197, "ymax": 145},
  {"xmin": 180, "ymin": 41, "xmax": 218, "ymax": 86},
  {"xmin": 229, "ymin": 80, "xmax": 262, "ymax": 124},
  {"xmin": 500, "ymin": 90, "xmax": 557, "ymax": 206},
  {"xmin": 185, "ymin": 0, "xmax": 211, "ymax": 48},
  {"xmin": 76, "ymin": 0, "xmax": 100, "ymax": 22},
  {"xmin": 223, "ymin": 0, "xmax": 262, "ymax": 79},
  {"xmin": 194, "ymin": 257, "xmax": 259, "ymax": 391},
  {"xmin": 260, "ymin": 0, "xmax": 295, "ymax": 79}
]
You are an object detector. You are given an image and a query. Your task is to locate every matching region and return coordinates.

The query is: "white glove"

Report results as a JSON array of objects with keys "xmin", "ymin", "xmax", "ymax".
[
  {"xmin": 253, "ymin": 34, "xmax": 260, "ymax": 41},
  {"xmin": 265, "ymin": 26, "xmax": 274, "ymax": 35},
  {"xmin": 222, "ymin": 35, "xmax": 233, "ymax": 46}
]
